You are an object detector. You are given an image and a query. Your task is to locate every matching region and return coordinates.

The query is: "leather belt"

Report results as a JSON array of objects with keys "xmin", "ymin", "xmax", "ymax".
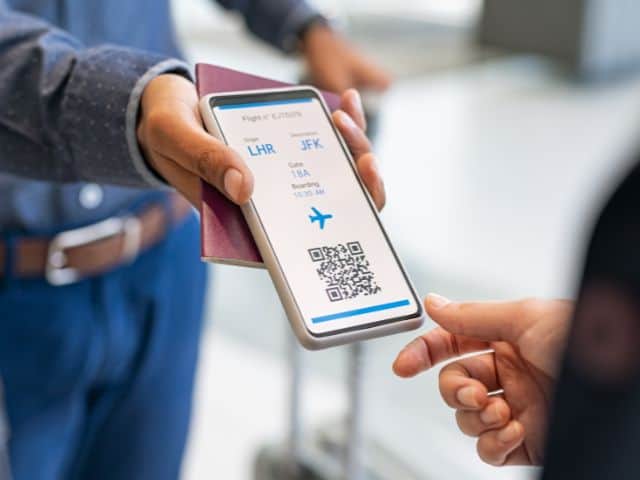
[{"xmin": 0, "ymin": 194, "xmax": 193, "ymax": 286}]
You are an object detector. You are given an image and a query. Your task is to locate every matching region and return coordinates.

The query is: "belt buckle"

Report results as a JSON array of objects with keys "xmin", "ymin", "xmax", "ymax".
[{"xmin": 45, "ymin": 215, "xmax": 142, "ymax": 286}]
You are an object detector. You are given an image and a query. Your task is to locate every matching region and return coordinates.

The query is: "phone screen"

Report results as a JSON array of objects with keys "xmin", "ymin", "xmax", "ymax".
[{"xmin": 210, "ymin": 90, "xmax": 421, "ymax": 336}]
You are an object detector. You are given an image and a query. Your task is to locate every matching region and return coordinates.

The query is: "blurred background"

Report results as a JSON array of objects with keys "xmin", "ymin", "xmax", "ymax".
[{"xmin": 171, "ymin": 1, "xmax": 640, "ymax": 479}]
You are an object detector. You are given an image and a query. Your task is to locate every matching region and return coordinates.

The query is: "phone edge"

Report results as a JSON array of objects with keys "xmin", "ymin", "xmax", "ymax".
[{"xmin": 198, "ymin": 90, "xmax": 425, "ymax": 350}]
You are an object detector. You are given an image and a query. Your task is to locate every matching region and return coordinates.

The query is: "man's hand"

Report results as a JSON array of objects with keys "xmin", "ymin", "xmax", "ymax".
[
  {"xmin": 301, "ymin": 24, "xmax": 392, "ymax": 93},
  {"xmin": 393, "ymin": 294, "xmax": 574, "ymax": 467},
  {"xmin": 137, "ymin": 74, "xmax": 385, "ymax": 210}
]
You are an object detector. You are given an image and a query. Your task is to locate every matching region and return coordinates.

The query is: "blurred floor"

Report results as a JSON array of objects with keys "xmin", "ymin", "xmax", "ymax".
[
  {"xmin": 174, "ymin": 1, "xmax": 640, "ymax": 479},
  {"xmin": 183, "ymin": 265, "xmax": 535, "ymax": 480},
  {"xmin": 182, "ymin": 328, "xmax": 347, "ymax": 480}
]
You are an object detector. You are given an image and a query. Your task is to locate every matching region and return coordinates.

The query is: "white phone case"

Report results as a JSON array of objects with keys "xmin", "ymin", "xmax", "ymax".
[{"xmin": 199, "ymin": 86, "xmax": 424, "ymax": 349}]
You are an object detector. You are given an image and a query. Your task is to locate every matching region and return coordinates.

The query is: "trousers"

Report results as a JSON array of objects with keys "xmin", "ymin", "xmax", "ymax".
[{"xmin": 0, "ymin": 213, "xmax": 207, "ymax": 480}]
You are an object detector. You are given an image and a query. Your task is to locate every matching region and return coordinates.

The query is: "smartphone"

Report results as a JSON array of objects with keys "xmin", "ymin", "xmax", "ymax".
[{"xmin": 200, "ymin": 87, "xmax": 424, "ymax": 349}]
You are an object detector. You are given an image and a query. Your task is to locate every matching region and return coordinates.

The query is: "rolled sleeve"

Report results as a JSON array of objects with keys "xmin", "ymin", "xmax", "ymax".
[
  {"xmin": 277, "ymin": 1, "xmax": 324, "ymax": 53},
  {"xmin": 216, "ymin": 0, "xmax": 324, "ymax": 52}
]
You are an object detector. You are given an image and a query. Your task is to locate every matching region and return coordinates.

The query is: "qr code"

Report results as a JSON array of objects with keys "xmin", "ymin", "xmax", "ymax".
[{"xmin": 308, "ymin": 242, "xmax": 381, "ymax": 302}]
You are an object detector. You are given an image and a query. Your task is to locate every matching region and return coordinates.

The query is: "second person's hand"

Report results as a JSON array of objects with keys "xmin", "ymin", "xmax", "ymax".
[
  {"xmin": 300, "ymin": 23, "xmax": 392, "ymax": 93},
  {"xmin": 393, "ymin": 294, "xmax": 573, "ymax": 467},
  {"xmin": 136, "ymin": 74, "xmax": 386, "ymax": 210}
]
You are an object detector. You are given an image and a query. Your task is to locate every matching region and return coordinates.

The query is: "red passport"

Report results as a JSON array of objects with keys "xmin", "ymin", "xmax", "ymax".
[{"xmin": 196, "ymin": 63, "xmax": 340, "ymax": 267}]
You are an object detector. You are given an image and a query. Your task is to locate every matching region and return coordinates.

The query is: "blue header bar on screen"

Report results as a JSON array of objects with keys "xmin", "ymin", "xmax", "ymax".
[{"xmin": 216, "ymin": 98, "xmax": 313, "ymax": 110}]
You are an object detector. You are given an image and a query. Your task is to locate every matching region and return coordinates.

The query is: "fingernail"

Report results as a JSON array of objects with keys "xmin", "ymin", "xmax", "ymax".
[
  {"xmin": 456, "ymin": 387, "xmax": 479, "ymax": 408},
  {"xmin": 498, "ymin": 422, "xmax": 521, "ymax": 445},
  {"xmin": 394, "ymin": 339, "xmax": 424, "ymax": 373},
  {"xmin": 427, "ymin": 293, "xmax": 451, "ymax": 310},
  {"xmin": 223, "ymin": 168, "xmax": 243, "ymax": 203},
  {"xmin": 350, "ymin": 90, "xmax": 364, "ymax": 114},
  {"xmin": 480, "ymin": 404, "xmax": 501, "ymax": 425},
  {"xmin": 336, "ymin": 110, "xmax": 357, "ymax": 131},
  {"xmin": 369, "ymin": 157, "xmax": 381, "ymax": 176},
  {"xmin": 399, "ymin": 338, "xmax": 422, "ymax": 359}
]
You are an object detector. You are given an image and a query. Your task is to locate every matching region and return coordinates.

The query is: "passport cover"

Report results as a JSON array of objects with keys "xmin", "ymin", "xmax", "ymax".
[{"xmin": 196, "ymin": 63, "xmax": 340, "ymax": 268}]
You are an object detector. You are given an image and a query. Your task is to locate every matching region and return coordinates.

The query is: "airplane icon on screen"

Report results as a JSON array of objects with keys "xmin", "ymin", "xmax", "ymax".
[{"xmin": 309, "ymin": 207, "xmax": 333, "ymax": 230}]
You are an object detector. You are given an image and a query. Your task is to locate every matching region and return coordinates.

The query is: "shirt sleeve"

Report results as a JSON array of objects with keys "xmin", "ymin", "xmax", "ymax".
[
  {"xmin": 214, "ymin": 0, "xmax": 324, "ymax": 52},
  {"xmin": 0, "ymin": 2, "xmax": 191, "ymax": 188}
]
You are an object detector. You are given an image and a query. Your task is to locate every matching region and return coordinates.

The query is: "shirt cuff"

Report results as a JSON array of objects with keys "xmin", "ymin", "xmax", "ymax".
[
  {"xmin": 125, "ymin": 59, "xmax": 194, "ymax": 189},
  {"xmin": 278, "ymin": 3, "xmax": 327, "ymax": 53},
  {"xmin": 59, "ymin": 46, "xmax": 192, "ymax": 189}
]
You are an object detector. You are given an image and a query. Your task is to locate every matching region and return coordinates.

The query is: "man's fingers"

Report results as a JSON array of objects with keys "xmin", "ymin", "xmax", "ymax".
[
  {"xmin": 310, "ymin": 64, "xmax": 352, "ymax": 94},
  {"xmin": 138, "ymin": 73, "xmax": 253, "ymax": 204},
  {"xmin": 147, "ymin": 151, "xmax": 201, "ymax": 207},
  {"xmin": 438, "ymin": 361, "xmax": 491, "ymax": 410},
  {"xmin": 455, "ymin": 397, "xmax": 511, "ymax": 437},
  {"xmin": 143, "ymin": 102, "xmax": 254, "ymax": 204},
  {"xmin": 333, "ymin": 109, "xmax": 371, "ymax": 160},
  {"xmin": 457, "ymin": 353, "xmax": 502, "ymax": 392},
  {"xmin": 424, "ymin": 293, "xmax": 538, "ymax": 344},
  {"xmin": 476, "ymin": 421, "xmax": 525, "ymax": 466},
  {"xmin": 340, "ymin": 89, "xmax": 367, "ymax": 131},
  {"xmin": 356, "ymin": 153, "xmax": 386, "ymax": 211},
  {"xmin": 439, "ymin": 354, "xmax": 503, "ymax": 411},
  {"xmin": 332, "ymin": 108, "xmax": 385, "ymax": 209},
  {"xmin": 393, "ymin": 327, "xmax": 489, "ymax": 377},
  {"xmin": 353, "ymin": 59, "xmax": 393, "ymax": 91}
]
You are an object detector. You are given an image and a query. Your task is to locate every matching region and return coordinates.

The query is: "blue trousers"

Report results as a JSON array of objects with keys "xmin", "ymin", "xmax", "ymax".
[{"xmin": 0, "ymin": 214, "xmax": 207, "ymax": 480}]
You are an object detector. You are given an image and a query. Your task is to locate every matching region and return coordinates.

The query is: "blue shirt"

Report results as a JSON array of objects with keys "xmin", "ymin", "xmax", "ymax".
[{"xmin": 0, "ymin": 0, "xmax": 319, "ymax": 233}]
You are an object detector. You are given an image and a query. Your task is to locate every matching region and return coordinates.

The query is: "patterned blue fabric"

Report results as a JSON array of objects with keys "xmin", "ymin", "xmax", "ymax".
[{"xmin": 0, "ymin": 0, "xmax": 319, "ymax": 232}]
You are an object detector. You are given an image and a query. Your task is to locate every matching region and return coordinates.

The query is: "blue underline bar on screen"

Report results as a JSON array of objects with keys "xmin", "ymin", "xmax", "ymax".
[
  {"xmin": 216, "ymin": 98, "xmax": 313, "ymax": 110},
  {"xmin": 311, "ymin": 299, "xmax": 411, "ymax": 324}
]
